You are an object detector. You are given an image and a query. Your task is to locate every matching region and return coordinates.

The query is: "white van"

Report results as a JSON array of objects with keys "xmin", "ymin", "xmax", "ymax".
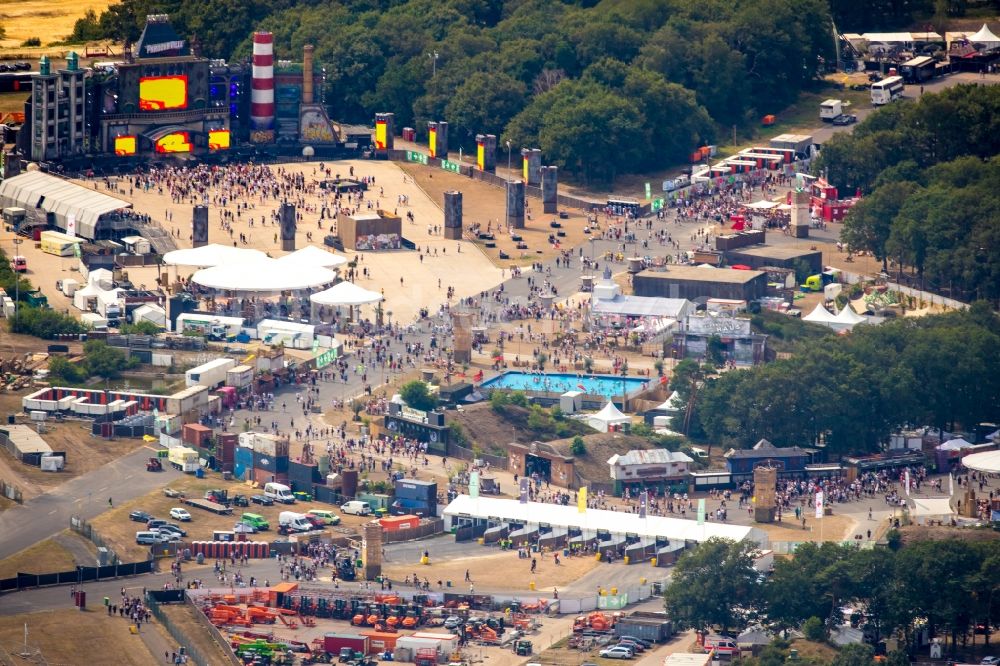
[
  {"xmin": 703, "ymin": 635, "xmax": 739, "ymax": 656},
  {"xmin": 340, "ymin": 500, "xmax": 372, "ymax": 516},
  {"xmin": 278, "ymin": 511, "xmax": 312, "ymax": 533},
  {"xmin": 264, "ymin": 482, "xmax": 295, "ymax": 504}
]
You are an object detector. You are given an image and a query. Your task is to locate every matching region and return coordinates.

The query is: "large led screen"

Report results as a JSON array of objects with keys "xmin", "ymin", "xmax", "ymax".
[
  {"xmin": 139, "ymin": 75, "xmax": 188, "ymax": 111},
  {"xmin": 208, "ymin": 130, "xmax": 230, "ymax": 151},
  {"xmin": 155, "ymin": 132, "xmax": 192, "ymax": 153},
  {"xmin": 114, "ymin": 135, "xmax": 137, "ymax": 156}
]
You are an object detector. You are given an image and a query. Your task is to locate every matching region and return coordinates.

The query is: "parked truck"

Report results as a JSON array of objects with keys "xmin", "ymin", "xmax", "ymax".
[
  {"xmin": 820, "ymin": 99, "xmax": 843, "ymax": 121},
  {"xmin": 167, "ymin": 446, "xmax": 199, "ymax": 473},
  {"xmin": 183, "ymin": 497, "xmax": 233, "ymax": 515},
  {"xmin": 185, "ymin": 358, "xmax": 237, "ymax": 389},
  {"xmin": 278, "ymin": 511, "xmax": 313, "ymax": 534}
]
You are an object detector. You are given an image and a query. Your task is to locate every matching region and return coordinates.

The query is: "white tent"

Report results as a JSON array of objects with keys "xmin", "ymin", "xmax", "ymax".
[
  {"xmin": 651, "ymin": 391, "xmax": 685, "ymax": 414},
  {"xmin": 88, "ymin": 268, "xmax": 113, "ymax": 289},
  {"xmin": 588, "ymin": 401, "xmax": 631, "ymax": 433},
  {"xmin": 803, "ymin": 303, "xmax": 837, "ymax": 324},
  {"xmin": 277, "ymin": 245, "xmax": 348, "ymax": 269},
  {"xmin": 969, "ymin": 23, "xmax": 1000, "ymax": 47},
  {"xmin": 162, "ymin": 244, "xmax": 267, "ymax": 268},
  {"xmin": 192, "ymin": 259, "xmax": 336, "ymax": 292},
  {"xmin": 132, "ymin": 303, "xmax": 166, "ymax": 328},
  {"xmin": 961, "ymin": 450, "xmax": 1000, "ymax": 473},
  {"xmin": 0, "ymin": 171, "xmax": 132, "ymax": 239},
  {"xmin": 310, "ymin": 281, "xmax": 383, "ymax": 306},
  {"xmin": 746, "ymin": 200, "xmax": 779, "ymax": 210},
  {"xmin": 833, "ymin": 304, "xmax": 867, "ymax": 327},
  {"xmin": 937, "ymin": 437, "xmax": 973, "ymax": 451}
]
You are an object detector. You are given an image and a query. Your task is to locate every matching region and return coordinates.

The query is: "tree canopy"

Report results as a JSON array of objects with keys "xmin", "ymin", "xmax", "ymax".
[
  {"xmin": 399, "ymin": 380, "xmax": 437, "ymax": 411},
  {"xmin": 79, "ymin": 0, "xmax": 836, "ymax": 183}
]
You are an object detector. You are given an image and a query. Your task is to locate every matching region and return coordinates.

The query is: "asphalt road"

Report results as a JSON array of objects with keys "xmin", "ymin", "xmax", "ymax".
[{"xmin": 0, "ymin": 444, "xmax": 182, "ymax": 561}]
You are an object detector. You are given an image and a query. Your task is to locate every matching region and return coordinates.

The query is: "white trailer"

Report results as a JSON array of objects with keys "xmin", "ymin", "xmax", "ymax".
[
  {"xmin": 225, "ymin": 364, "xmax": 254, "ymax": 389},
  {"xmin": 820, "ymin": 99, "xmax": 843, "ymax": 121},
  {"xmin": 185, "ymin": 358, "xmax": 237, "ymax": 389},
  {"xmin": 176, "ymin": 314, "xmax": 245, "ymax": 340}
]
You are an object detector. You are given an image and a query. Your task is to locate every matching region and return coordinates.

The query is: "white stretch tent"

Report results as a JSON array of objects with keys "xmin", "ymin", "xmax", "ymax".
[
  {"xmin": 0, "ymin": 171, "xmax": 132, "ymax": 239},
  {"xmin": 277, "ymin": 245, "xmax": 348, "ymax": 269},
  {"xmin": 588, "ymin": 402, "xmax": 631, "ymax": 432},
  {"xmin": 163, "ymin": 244, "xmax": 267, "ymax": 268},
  {"xmin": 192, "ymin": 259, "xmax": 336, "ymax": 292},
  {"xmin": 746, "ymin": 200, "xmax": 779, "ymax": 210},
  {"xmin": 310, "ymin": 281, "xmax": 383, "ymax": 306},
  {"xmin": 444, "ymin": 495, "xmax": 767, "ymax": 545},
  {"xmin": 961, "ymin": 450, "xmax": 1000, "ymax": 473}
]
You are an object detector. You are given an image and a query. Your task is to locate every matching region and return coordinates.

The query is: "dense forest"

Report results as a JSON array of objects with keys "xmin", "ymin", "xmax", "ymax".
[
  {"xmin": 814, "ymin": 85, "xmax": 1000, "ymax": 304},
  {"xmin": 673, "ymin": 305, "xmax": 1000, "ymax": 455},
  {"xmin": 74, "ymin": 0, "xmax": 838, "ymax": 183}
]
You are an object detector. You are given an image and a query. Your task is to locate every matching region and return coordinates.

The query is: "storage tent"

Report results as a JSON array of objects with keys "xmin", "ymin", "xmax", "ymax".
[
  {"xmin": 588, "ymin": 401, "xmax": 631, "ymax": 433},
  {"xmin": 961, "ymin": 450, "xmax": 1000, "ymax": 473},
  {"xmin": 277, "ymin": 245, "xmax": 348, "ymax": 269},
  {"xmin": 444, "ymin": 494, "xmax": 768, "ymax": 545},
  {"xmin": 0, "ymin": 171, "xmax": 132, "ymax": 240},
  {"xmin": 590, "ymin": 295, "xmax": 692, "ymax": 319},
  {"xmin": 132, "ymin": 303, "xmax": 166, "ymax": 328},
  {"xmin": 191, "ymin": 259, "xmax": 336, "ymax": 292},
  {"xmin": 162, "ymin": 244, "xmax": 267, "ymax": 268},
  {"xmin": 309, "ymin": 281, "xmax": 383, "ymax": 306}
]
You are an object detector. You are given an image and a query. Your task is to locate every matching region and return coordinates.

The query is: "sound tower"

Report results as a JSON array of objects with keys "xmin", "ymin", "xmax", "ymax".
[
  {"xmin": 279, "ymin": 202, "xmax": 296, "ymax": 251},
  {"xmin": 443, "ymin": 191, "xmax": 462, "ymax": 240},
  {"xmin": 192, "ymin": 205, "xmax": 209, "ymax": 247}
]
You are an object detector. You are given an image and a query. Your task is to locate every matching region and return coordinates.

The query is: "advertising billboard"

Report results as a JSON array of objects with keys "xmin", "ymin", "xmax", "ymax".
[
  {"xmin": 477, "ymin": 140, "xmax": 484, "ymax": 171},
  {"xmin": 139, "ymin": 75, "xmax": 188, "ymax": 111},
  {"xmin": 155, "ymin": 131, "xmax": 192, "ymax": 153},
  {"xmin": 428, "ymin": 127, "xmax": 437, "ymax": 158},
  {"xmin": 208, "ymin": 129, "xmax": 230, "ymax": 151},
  {"xmin": 375, "ymin": 120, "xmax": 387, "ymax": 150},
  {"xmin": 114, "ymin": 135, "xmax": 137, "ymax": 156}
]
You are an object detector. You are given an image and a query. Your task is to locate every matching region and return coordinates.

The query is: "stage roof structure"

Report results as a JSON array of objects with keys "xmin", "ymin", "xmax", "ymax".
[
  {"xmin": 163, "ymin": 244, "xmax": 267, "ymax": 268},
  {"xmin": 192, "ymin": 259, "xmax": 336, "ymax": 292}
]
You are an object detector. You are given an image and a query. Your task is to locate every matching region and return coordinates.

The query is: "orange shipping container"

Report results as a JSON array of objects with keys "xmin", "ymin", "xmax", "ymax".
[
  {"xmin": 380, "ymin": 515, "xmax": 419, "ymax": 531},
  {"xmin": 362, "ymin": 630, "xmax": 401, "ymax": 653}
]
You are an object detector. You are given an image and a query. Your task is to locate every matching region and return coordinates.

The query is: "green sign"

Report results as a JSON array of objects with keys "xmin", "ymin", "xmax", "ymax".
[
  {"xmin": 407, "ymin": 151, "xmax": 428, "ymax": 165},
  {"xmin": 315, "ymin": 348, "xmax": 339, "ymax": 369},
  {"xmin": 644, "ymin": 182, "xmax": 651, "ymax": 200},
  {"xmin": 651, "ymin": 197, "xmax": 664, "ymax": 212},
  {"xmin": 440, "ymin": 160, "xmax": 461, "ymax": 173},
  {"xmin": 697, "ymin": 498, "xmax": 706, "ymax": 525}
]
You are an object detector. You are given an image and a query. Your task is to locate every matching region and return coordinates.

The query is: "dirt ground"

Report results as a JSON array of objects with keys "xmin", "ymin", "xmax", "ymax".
[
  {"xmin": 89, "ymin": 473, "xmax": 368, "ymax": 562},
  {"xmin": 158, "ymin": 603, "xmax": 234, "ymax": 666},
  {"xmin": 757, "ymin": 512, "xmax": 855, "ymax": 543},
  {"xmin": 0, "ymin": 608, "xmax": 161, "ymax": 666},
  {"xmin": 383, "ymin": 549, "xmax": 599, "ymax": 595},
  {"xmin": 0, "ymin": 392, "xmax": 146, "ymax": 500},
  {"xmin": 398, "ymin": 162, "xmax": 596, "ymax": 268},
  {"xmin": 0, "ymin": 529, "xmax": 96, "ymax": 577}
]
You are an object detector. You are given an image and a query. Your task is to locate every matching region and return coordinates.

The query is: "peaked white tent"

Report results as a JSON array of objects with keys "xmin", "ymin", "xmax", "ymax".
[
  {"xmin": 969, "ymin": 23, "xmax": 1000, "ymax": 47},
  {"xmin": 163, "ymin": 244, "xmax": 267, "ymax": 268},
  {"xmin": 937, "ymin": 437, "xmax": 973, "ymax": 451},
  {"xmin": 310, "ymin": 281, "xmax": 383, "ymax": 306},
  {"xmin": 588, "ymin": 402, "xmax": 631, "ymax": 433},
  {"xmin": 803, "ymin": 303, "xmax": 837, "ymax": 324},
  {"xmin": 277, "ymin": 245, "xmax": 348, "ymax": 269},
  {"xmin": 833, "ymin": 304, "xmax": 867, "ymax": 327},
  {"xmin": 651, "ymin": 391, "xmax": 685, "ymax": 414}
]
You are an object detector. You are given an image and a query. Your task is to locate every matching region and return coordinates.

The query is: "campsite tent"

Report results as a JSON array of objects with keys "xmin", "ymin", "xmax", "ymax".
[{"xmin": 588, "ymin": 402, "xmax": 631, "ymax": 433}]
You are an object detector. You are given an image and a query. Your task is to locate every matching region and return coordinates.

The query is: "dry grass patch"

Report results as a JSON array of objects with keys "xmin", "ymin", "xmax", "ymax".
[{"xmin": 0, "ymin": 535, "xmax": 77, "ymax": 578}]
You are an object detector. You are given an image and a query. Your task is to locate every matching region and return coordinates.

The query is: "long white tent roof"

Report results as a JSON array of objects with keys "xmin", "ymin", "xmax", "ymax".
[
  {"xmin": 444, "ymin": 495, "xmax": 767, "ymax": 545},
  {"xmin": 961, "ymin": 450, "xmax": 1000, "ymax": 473},
  {"xmin": 277, "ymin": 245, "xmax": 349, "ymax": 269},
  {"xmin": 0, "ymin": 171, "xmax": 131, "ymax": 239},
  {"xmin": 310, "ymin": 281, "xmax": 383, "ymax": 306},
  {"xmin": 192, "ymin": 259, "xmax": 336, "ymax": 292},
  {"xmin": 162, "ymin": 244, "xmax": 267, "ymax": 267}
]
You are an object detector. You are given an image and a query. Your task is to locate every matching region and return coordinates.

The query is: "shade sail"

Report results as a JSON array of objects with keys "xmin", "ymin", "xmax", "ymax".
[
  {"xmin": 310, "ymin": 281, "xmax": 383, "ymax": 306},
  {"xmin": 192, "ymin": 259, "xmax": 336, "ymax": 292},
  {"xmin": 277, "ymin": 245, "xmax": 348, "ymax": 269},
  {"xmin": 163, "ymin": 244, "xmax": 267, "ymax": 267}
]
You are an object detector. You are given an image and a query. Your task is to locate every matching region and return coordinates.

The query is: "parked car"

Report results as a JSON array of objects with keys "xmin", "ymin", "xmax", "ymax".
[
  {"xmin": 234, "ymin": 522, "xmax": 257, "ymax": 534},
  {"xmin": 146, "ymin": 519, "xmax": 167, "ymax": 530},
  {"xmin": 155, "ymin": 524, "xmax": 187, "ymax": 538},
  {"xmin": 444, "ymin": 616, "xmax": 463, "ymax": 630},
  {"xmin": 163, "ymin": 488, "xmax": 183, "ymax": 498},
  {"xmin": 251, "ymin": 494, "xmax": 274, "ymax": 506},
  {"xmin": 599, "ymin": 647, "xmax": 633, "ymax": 659},
  {"xmin": 136, "ymin": 531, "xmax": 178, "ymax": 545},
  {"xmin": 129, "ymin": 510, "xmax": 153, "ymax": 523},
  {"xmin": 833, "ymin": 113, "xmax": 858, "ymax": 125},
  {"xmin": 304, "ymin": 515, "xmax": 327, "ymax": 529},
  {"xmin": 306, "ymin": 509, "xmax": 341, "ymax": 525},
  {"xmin": 981, "ymin": 658, "xmax": 1000, "ymax": 665},
  {"xmin": 169, "ymin": 507, "xmax": 191, "ymax": 521},
  {"xmin": 616, "ymin": 640, "xmax": 645, "ymax": 653},
  {"xmin": 617, "ymin": 636, "xmax": 652, "ymax": 649}
]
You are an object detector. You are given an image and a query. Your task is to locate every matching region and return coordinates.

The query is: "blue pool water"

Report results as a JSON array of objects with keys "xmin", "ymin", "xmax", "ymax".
[{"xmin": 480, "ymin": 372, "xmax": 649, "ymax": 397}]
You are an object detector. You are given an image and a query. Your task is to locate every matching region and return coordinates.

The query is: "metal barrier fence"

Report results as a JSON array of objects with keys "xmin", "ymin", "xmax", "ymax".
[
  {"xmin": 0, "ymin": 479, "xmax": 22, "ymax": 504},
  {"xmin": 0, "ymin": 560, "xmax": 154, "ymax": 593},
  {"xmin": 146, "ymin": 593, "xmax": 222, "ymax": 666},
  {"xmin": 381, "ymin": 518, "xmax": 445, "ymax": 543},
  {"xmin": 447, "ymin": 442, "xmax": 508, "ymax": 469},
  {"xmin": 838, "ymin": 269, "xmax": 969, "ymax": 311},
  {"xmin": 70, "ymin": 514, "xmax": 121, "ymax": 565}
]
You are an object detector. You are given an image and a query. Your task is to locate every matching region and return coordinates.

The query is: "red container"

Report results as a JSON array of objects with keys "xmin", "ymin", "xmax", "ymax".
[
  {"xmin": 324, "ymin": 633, "xmax": 370, "ymax": 656},
  {"xmin": 218, "ymin": 432, "xmax": 237, "ymax": 463},
  {"xmin": 183, "ymin": 423, "xmax": 213, "ymax": 447}
]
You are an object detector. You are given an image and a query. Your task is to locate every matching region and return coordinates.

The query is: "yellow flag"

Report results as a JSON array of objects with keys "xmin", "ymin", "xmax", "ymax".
[{"xmin": 578, "ymin": 486, "xmax": 587, "ymax": 513}]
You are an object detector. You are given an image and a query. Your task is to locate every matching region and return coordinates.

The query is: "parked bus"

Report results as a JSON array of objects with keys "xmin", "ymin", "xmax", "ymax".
[{"xmin": 871, "ymin": 76, "xmax": 904, "ymax": 105}]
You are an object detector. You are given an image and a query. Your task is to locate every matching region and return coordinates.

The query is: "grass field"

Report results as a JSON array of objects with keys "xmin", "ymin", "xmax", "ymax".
[
  {"xmin": 0, "ymin": 91, "xmax": 27, "ymax": 115},
  {"xmin": 0, "ymin": 608, "xmax": 161, "ymax": 665},
  {"xmin": 0, "ymin": 533, "xmax": 78, "ymax": 578},
  {"xmin": 0, "ymin": 0, "xmax": 111, "ymax": 48}
]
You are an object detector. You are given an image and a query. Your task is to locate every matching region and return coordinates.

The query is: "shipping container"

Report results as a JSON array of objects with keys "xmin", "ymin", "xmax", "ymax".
[
  {"xmin": 185, "ymin": 358, "xmax": 237, "ymax": 389},
  {"xmin": 40, "ymin": 230, "xmax": 83, "ymax": 257},
  {"xmin": 323, "ymin": 633, "xmax": 370, "ymax": 655},
  {"xmin": 182, "ymin": 423, "xmax": 213, "ymax": 447},
  {"xmin": 361, "ymin": 631, "xmax": 401, "ymax": 653},
  {"xmin": 614, "ymin": 611, "xmax": 673, "ymax": 643},
  {"xmin": 380, "ymin": 515, "xmax": 420, "ymax": 531},
  {"xmin": 225, "ymin": 364, "xmax": 254, "ymax": 389}
]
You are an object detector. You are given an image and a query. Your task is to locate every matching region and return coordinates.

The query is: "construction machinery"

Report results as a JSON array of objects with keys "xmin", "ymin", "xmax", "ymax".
[
  {"xmin": 513, "ymin": 639, "xmax": 533, "ymax": 656},
  {"xmin": 146, "ymin": 457, "xmax": 163, "ymax": 472}
]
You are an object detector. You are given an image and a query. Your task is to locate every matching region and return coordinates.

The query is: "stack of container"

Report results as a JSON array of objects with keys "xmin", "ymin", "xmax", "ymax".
[
  {"xmin": 217, "ymin": 432, "xmax": 237, "ymax": 474},
  {"xmin": 238, "ymin": 431, "xmax": 291, "ymax": 485}
]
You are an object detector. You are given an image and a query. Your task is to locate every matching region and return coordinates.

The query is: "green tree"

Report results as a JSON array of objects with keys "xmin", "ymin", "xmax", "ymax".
[
  {"xmin": 802, "ymin": 616, "xmax": 826, "ymax": 641},
  {"xmin": 83, "ymin": 340, "xmax": 133, "ymax": 379},
  {"xmin": 119, "ymin": 320, "xmax": 162, "ymax": 335},
  {"xmin": 570, "ymin": 435, "xmax": 586, "ymax": 455},
  {"xmin": 48, "ymin": 356, "xmax": 87, "ymax": 384},
  {"xmin": 664, "ymin": 538, "xmax": 764, "ymax": 633},
  {"xmin": 399, "ymin": 380, "xmax": 437, "ymax": 411},
  {"xmin": 841, "ymin": 181, "xmax": 918, "ymax": 271},
  {"xmin": 10, "ymin": 306, "xmax": 86, "ymax": 339},
  {"xmin": 831, "ymin": 643, "xmax": 875, "ymax": 666}
]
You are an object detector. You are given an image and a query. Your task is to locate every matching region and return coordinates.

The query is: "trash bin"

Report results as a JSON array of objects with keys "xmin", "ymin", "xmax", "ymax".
[
  {"xmin": 196, "ymin": 553, "xmax": 205, "ymax": 565},
  {"xmin": 563, "ymin": 549, "xmax": 569, "ymax": 557}
]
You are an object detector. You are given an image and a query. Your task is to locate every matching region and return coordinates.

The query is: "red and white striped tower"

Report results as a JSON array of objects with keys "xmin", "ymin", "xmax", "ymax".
[{"xmin": 251, "ymin": 32, "xmax": 275, "ymax": 131}]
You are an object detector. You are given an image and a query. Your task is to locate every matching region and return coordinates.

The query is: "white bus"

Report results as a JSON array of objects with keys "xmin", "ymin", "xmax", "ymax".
[{"xmin": 871, "ymin": 76, "xmax": 904, "ymax": 106}]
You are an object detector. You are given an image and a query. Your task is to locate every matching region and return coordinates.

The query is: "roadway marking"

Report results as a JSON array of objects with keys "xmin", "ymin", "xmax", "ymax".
[
  {"xmin": 48, "ymin": 509, "xmax": 56, "ymax": 515},
  {"xmin": 124, "ymin": 474, "xmax": 134, "ymax": 480},
  {"xmin": 97, "ymin": 486, "xmax": 108, "ymax": 493}
]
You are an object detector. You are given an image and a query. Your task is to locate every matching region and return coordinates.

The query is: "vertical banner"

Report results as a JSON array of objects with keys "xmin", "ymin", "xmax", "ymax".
[
  {"xmin": 639, "ymin": 491, "xmax": 648, "ymax": 519},
  {"xmin": 469, "ymin": 471, "xmax": 480, "ymax": 499},
  {"xmin": 697, "ymin": 498, "xmax": 706, "ymax": 525},
  {"xmin": 578, "ymin": 486, "xmax": 587, "ymax": 514},
  {"xmin": 644, "ymin": 182, "xmax": 651, "ymax": 200},
  {"xmin": 476, "ymin": 141, "xmax": 485, "ymax": 171},
  {"xmin": 429, "ymin": 127, "xmax": 437, "ymax": 158},
  {"xmin": 66, "ymin": 213, "xmax": 76, "ymax": 237},
  {"xmin": 523, "ymin": 156, "xmax": 528, "ymax": 182},
  {"xmin": 815, "ymin": 491, "xmax": 824, "ymax": 519},
  {"xmin": 519, "ymin": 477, "xmax": 529, "ymax": 504},
  {"xmin": 375, "ymin": 120, "xmax": 387, "ymax": 150},
  {"xmin": 904, "ymin": 469, "xmax": 911, "ymax": 496},
  {"xmin": 312, "ymin": 338, "xmax": 319, "ymax": 354}
]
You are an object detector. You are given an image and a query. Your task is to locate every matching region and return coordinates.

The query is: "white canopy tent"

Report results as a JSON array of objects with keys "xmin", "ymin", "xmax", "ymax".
[
  {"xmin": 277, "ymin": 245, "xmax": 348, "ymax": 269},
  {"xmin": 937, "ymin": 438, "xmax": 973, "ymax": 451},
  {"xmin": 833, "ymin": 304, "xmax": 867, "ymax": 328},
  {"xmin": 745, "ymin": 200, "xmax": 779, "ymax": 210},
  {"xmin": 191, "ymin": 259, "xmax": 336, "ymax": 293},
  {"xmin": 803, "ymin": 303, "xmax": 837, "ymax": 324},
  {"xmin": 961, "ymin": 450, "xmax": 1000, "ymax": 473},
  {"xmin": 163, "ymin": 244, "xmax": 267, "ymax": 268},
  {"xmin": 444, "ymin": 495, "xmax": 768, "ymax": 545},
  {"xmin": 969, "ymin": 23, "xmax": 1000, "ymax": 47},
  {"xmin": 310, "ymin": 281, "xmax": 383, "ymax": 306},
  {"xmin": 588, "ymin": 401, "xmax": 631, "ymax": 433}
]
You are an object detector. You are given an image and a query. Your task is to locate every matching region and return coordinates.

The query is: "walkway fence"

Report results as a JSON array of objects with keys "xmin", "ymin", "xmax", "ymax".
[
  {"xmin": 147, "ymin": 590, "xmax": 241, "ymax": 666},
  {"xmin": 0, "ymin": 560, "xmax": 153, "ymax": 593}
]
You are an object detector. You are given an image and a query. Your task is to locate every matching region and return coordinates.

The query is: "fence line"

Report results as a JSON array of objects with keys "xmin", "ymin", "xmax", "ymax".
[
  {"xmin": 838, "ymin": 269, "xmax": 969, "ymax": 311},
  {"xmin": 70, "ymin": 514, "xmax": 121, "ymax": 565},
  {"xmin": 447, "ymin": 442, "xmax": 508, "ymax": 469},
  {"xmin": 0, "ymin": 480, "xmax": 22, "ymax": 504},
  {"xmin": 0, "ymin": 560, "xmax": 154, "ymax": 594},
  {"xmin": 382, "ymin": 518, "xmax": 445, "ymax": 543},
  {"xmin": 146, "ymin": 594, "xmax": 216, "ymax": 666}
]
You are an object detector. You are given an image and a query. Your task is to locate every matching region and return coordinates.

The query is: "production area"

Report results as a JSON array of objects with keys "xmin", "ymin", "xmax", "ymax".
[{"xmin": 0, "ymin": 8, "xmax": 997, "ymax": 666}]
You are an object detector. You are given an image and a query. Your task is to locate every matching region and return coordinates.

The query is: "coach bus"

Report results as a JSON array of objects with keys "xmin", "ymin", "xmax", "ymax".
[{"xmin": 871, "ymin": 76, "xmax": 904, "ymax": 105}]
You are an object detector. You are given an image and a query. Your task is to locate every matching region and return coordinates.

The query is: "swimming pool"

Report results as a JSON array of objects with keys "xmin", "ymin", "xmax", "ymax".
[{"xmin": 480, "ymin": 372, "xmax": 649, "ymax": 397}]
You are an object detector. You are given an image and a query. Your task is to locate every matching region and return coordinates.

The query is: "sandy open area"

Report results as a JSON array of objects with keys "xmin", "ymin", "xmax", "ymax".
[{"xmin": 383, "ymin": 549, "xmax": 599, "ymax": 595}]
